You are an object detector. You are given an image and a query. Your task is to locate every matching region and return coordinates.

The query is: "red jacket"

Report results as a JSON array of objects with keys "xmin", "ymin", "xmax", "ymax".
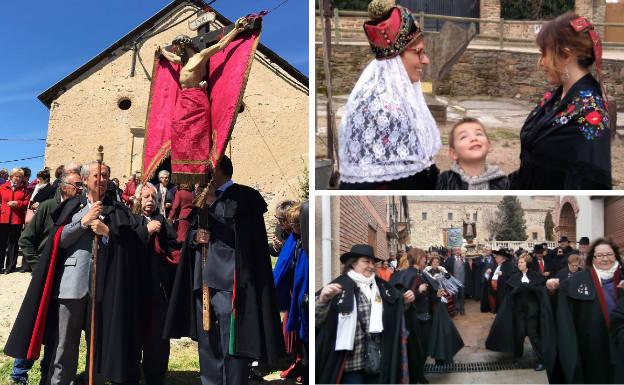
[
  {"xmin": 121, "ymin": 179, "xmax": 138, "ymax": 205},
  {"xmin": 168, "ymin": 189, "xmax": 194, "ymax": 222},
  {"xmin": 0, "ymin": 181, "xmax": 31, "ymax": 225}
]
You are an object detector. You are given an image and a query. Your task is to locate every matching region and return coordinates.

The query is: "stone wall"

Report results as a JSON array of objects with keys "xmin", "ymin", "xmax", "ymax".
[
  {"xmin": 480, "ymin": 0, "xmax": 500, "ymax": 36},
  {"xmin": 316, "ymin": 43, "xmax": 624, "ymax": 110},
  {"xmin": 408, "ymin": 197, "xmax": 557, "ymax": 248},
  {"xmin": 316, "ymin": 0, "xmax": 609, "ymax": 44},
  {"xmin": 44, "ymin": 4, "xmax": 308, "ymax": 215}
]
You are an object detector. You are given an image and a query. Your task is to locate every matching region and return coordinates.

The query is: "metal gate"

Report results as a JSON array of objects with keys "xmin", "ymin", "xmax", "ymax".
[{"xmin": 397, "ymin": 0, "xmax": 480, "ymax": 32}]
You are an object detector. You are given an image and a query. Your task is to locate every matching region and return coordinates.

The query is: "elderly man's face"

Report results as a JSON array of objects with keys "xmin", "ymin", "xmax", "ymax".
[
  {"xmin": 62, "ymin": 173, "xmax": 83, "ymax": 199},
  {"xmin": 85, "ymin": 164, "xmax": 109, "ymax": 196},
  {"xmin": 579, "ymin": 244, "xmax": 589, "ymax": 253},
  {"xmin": 141, "ymin": 186, "xmax": 157, "ymax": 216},
  {"xmin": 453, "ymin": 247, "xmax": 461, "ymax": 256},
  {"xmin": 159, "ymin": 174, "xmax": 170, "ymax": 186}
]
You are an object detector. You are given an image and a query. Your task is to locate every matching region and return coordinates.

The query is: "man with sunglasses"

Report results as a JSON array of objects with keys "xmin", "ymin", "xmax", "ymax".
[{"xmin": 8, "ymin": 172, "xmax": 82, "ymax": 385}]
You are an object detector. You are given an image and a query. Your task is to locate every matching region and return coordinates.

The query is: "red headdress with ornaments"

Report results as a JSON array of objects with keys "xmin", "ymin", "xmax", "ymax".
[{"xmin": 363, "ymin": 0, "xmax": 423, "ymax": 59}]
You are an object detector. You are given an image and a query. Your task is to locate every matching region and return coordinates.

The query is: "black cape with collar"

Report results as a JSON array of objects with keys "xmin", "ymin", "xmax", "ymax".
[
  {"xmin": 510, "ymin": 73, "xmax": 611, "ymax": 189},
  {"xmin": 4, "ymin": 195, "xmax": 143, "ymax": 384},
  {"xmin": 316, "ymin": 274, "xmax": 403, "ymax": 384},
  {"xmin": 485, "ymin": 271, "xmax": 559, "ymax": 381},
  {"xmin": 391, "ymin": 268, "xmax": 464, "ymax": 370},
  {"xmin": 480, "ymin": 257, "xmax": 498, "ymax": 312},
  {"xmin": 611, "ymin": 296, "xmax": 624, "ymax": 384},
  {"xmin": 482, "ymin": 260, "xmax": 516, "ymax": 313},
  {"xmin": 162, "ymin": 183, "xmax": 284, "ymax": 364},
  {"xmin": 556, "ymin": 268, "xmax": 623, "ymax": 383}
]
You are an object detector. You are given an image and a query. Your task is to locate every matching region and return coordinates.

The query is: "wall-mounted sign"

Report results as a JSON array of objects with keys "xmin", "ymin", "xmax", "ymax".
[{"xmin": 189, "ymin": 11, "xmax": 216, "ymax": 31}]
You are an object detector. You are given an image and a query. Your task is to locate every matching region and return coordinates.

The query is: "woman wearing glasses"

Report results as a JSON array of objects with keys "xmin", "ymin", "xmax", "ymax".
[
  {"xmin": 338, "ymin": 0, "xmax": 441, "ymax": 189},
  {"xmin": 547, "ymin": 238, "xmax": 624, "ymax": 383}
]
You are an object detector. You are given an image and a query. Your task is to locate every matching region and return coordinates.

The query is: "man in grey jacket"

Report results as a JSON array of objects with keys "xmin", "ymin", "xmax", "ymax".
[{"xmin": 49, "ymin": 162, "xmax": 110, "ymax": 385}]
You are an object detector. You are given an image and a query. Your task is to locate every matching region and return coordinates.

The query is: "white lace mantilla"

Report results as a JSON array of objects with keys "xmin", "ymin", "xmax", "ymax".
[{"xmin": 339, "ymin": 56, "xmax": 442, "ymax": 183}]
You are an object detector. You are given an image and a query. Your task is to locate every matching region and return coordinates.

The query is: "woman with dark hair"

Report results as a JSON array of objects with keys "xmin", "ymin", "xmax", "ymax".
[
  {"xmin": 391, "ymin": 248, "xmax": 464, "ymax": 382},
  {"xmin": 338, "ymin": 0, "xmax": 441, "ymax": 189},
  {"xmin": 30, "ymin": 169, "xmax": 55, "ymax": 207},
  {"xmin": 485, "ymin": 254, "xmax": 556, "ymax": 374},
  {"xmin": 510, "ymin": 12, "xmax": 611, "ymax": 189},
  {"xmin": 548, "ymin": 238, "xmax": 624, "ymax": 382}
]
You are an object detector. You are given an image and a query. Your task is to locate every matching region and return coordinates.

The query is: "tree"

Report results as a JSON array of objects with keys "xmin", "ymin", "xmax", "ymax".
[
  {"xmin": 544, "ymin": 211, "xmax": 554, "ymax": 241},
  {"xmin": 495, "ymin": 196, "xmax": 528, "ymax": 241}
]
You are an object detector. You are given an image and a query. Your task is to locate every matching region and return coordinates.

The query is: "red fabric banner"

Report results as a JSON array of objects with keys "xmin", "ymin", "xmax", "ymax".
[
  {"xmin": 142, "ymin": 59, "xmax": 181, "ymax": 182},
  {"xmin": 207, "ymin": 29, "xmax": 260, "ymax": 170},
  {"xmin": 142, "ymin": 29, "xmax": 260, "ymax": 183}
]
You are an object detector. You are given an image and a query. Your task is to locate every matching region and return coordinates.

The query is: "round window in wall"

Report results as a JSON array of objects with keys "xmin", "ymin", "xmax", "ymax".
[{"xmin": 118, "ymin": 97, "xmax": 132, "ymax": 110}]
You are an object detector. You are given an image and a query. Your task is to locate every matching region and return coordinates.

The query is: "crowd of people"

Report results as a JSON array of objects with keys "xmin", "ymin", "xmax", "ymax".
[
  {"xmin": 316, "ymin": 236, "xmax": 624, "ymax": 383},
  {"xmin": 1, "ymin": 157, "xmax": 309, "ymax": 385},
  {"xmin": 337, "ymin": 0, "xmax": 611, "ymax": 190}
]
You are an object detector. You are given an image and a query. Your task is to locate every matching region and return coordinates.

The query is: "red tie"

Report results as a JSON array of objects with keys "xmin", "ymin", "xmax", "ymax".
[{"xmin": 539, "ymin": 259, "xmax": 544, "ymax": 273}]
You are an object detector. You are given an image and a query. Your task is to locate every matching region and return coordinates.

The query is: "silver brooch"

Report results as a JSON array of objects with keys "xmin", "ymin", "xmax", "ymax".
[
  {"xmin": 385, "ymin": 289, "xmax": 390, "ymax": 297},
  {"xmin": 577, "ymin": 283, "xmax": 589, "ymax": 295}
]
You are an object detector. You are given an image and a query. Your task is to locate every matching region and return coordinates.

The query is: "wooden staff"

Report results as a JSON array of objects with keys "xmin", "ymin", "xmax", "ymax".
[{"xmin": 89, "ymin": 145, "xmax": 104, "ymax": 385}]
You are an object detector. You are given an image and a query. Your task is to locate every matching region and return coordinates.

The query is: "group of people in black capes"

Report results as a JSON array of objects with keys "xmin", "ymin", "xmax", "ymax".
[
  {"xmin": 3, "ymin": 156, "xmax": 309, "ymax": 385},
  {"xmin": 316, "ymin": 237, "xmax": 624, "ymax": 384}
]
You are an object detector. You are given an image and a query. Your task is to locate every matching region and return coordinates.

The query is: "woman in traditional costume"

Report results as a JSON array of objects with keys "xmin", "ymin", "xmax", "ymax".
[
  {"xmin": 510, "ymin": 12, "xmax": 611, "ymax": 189},
  {"xmin": 338, "ymin": 0, "xmax": 441, "ymax": 189},
  {"xmin": 548, "ymin": 238, "xmax": 624, "ymax": 383},
  {"xmin": 315, "ymin": 244, "xmax": 406, "ymax": 383}
]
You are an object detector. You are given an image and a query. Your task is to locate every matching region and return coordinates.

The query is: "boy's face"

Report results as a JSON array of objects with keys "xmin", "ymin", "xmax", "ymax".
[{"xmin": 449, "ymin": 122, "xmax": 490, "ymax": 163}]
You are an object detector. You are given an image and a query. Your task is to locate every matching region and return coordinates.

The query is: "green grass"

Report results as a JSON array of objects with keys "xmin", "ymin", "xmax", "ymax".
[{"xmin": 1, "ymin": 338, "xmax": 288, "ymax": 385}]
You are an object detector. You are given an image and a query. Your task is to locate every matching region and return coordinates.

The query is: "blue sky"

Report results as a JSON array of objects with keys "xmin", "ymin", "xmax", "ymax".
[{"xmin": 0, "ymin": 0, "xmax": 308, "ymax": 178}]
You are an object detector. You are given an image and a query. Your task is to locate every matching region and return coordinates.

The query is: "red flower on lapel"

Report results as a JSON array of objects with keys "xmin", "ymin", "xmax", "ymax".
[
  {"xmin": 566, "ymin": 104, "xmax": 576, "ymax": 114},
  {"xmin": 585, "ymin": 110, "xmax": 602, "ymax": 125},
  {"xmin": 540, "ymin": 91, "xmax": 553, "ymax": 107}
]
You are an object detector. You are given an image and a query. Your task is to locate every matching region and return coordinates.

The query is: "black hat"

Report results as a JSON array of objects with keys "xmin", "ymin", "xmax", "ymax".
[
  {"xmin": 533, "ymin": 244, "xmax": 545, "ymax": 254},
  {"xmin": 579, "ymin": 237, "xmax": 590, "ymax": 245},
  {"xmin": 492, "ymin": 248, "xmax": 513, "ymax": 260},
  {"xmin": 340, "ymin": 244, "xmax": 382, "ymax": 264},
  {"xmin": 559, "ymin": 236, "xmax": 569, "ymax": 243}
]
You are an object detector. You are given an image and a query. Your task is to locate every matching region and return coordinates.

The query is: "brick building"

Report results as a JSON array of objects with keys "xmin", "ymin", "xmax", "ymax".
[
  {"xmin": 555, "ymin": 196, "xmax": 624, "ymax": 250},
  {"xmin": 408, "ymin": 196, "xmax": 558, "ymax": 248},
  {"xmin": 315, "ymin": 195, "xmax": 392, "ymax": 290},
  {"xmin": 40, "ymin": 0, "xmax": 309, "ymax": 213}
]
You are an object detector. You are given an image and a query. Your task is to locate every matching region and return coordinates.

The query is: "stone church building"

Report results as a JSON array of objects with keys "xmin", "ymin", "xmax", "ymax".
[
  {"xmin": 39, "ymin": 0, "xmax": 308, "ymax": 208},
  {"xmin": 408, "ymin": 196, "xmax": 558, "ymax": 248}
]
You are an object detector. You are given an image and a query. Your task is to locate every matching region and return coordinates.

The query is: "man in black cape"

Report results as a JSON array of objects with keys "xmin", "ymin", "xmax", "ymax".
[
  {"xmin": 481, "ymin": 249, "xmax": 516, "ymax": 313},
  {"xmin": 4, "ymin": 162, "xmax": 143, "ymax": 385},
  {"xmin": 479, "ymin": 246, "xmax": 497, "ymax": 312},
  {"xmin": 315, "ymin": 245, "xmax": 404, "ymax": 383},
  {"xmin": 163, "ymin": 156, "xmax": 284, "ymax": 385},
  {"xmin": 484, "ymin": 267, "xmax": 558, "ymax": 378},
  {"xmin": 132, "ymin": 182, "xmax": 181, "ymax": 385}
]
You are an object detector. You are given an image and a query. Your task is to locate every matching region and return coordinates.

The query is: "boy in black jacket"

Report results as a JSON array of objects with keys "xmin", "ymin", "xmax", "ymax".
[{"xmin": 437, "ymin": 118, "xmax": 509, "ymax": 190}]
